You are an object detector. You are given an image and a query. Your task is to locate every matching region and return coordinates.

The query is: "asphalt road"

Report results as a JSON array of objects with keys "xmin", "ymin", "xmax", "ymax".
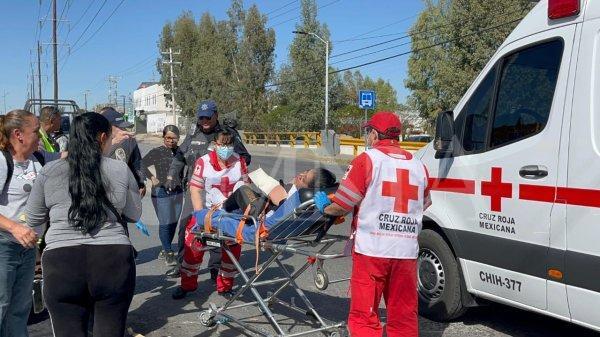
[{"xmin": 27, "ymin": 137, "xmax": 599, "ymax": 337}]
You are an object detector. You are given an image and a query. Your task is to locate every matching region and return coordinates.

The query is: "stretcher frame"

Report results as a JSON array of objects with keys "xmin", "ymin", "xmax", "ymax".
[{"xmin": 193, "ymin": 200, "xmax": 349, "ymax": 337}]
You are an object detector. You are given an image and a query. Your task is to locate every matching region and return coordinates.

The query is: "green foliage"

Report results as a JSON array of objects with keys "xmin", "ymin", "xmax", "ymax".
[
  {"xmin": 274, "ymin": 0, "xmax": 334, "ymax": 131},
  {"xmin": 157, "ymin": 1, "xmax": 275, "ymax": 124},
  {"xmin": 330, "ymin": 70, "xmax": 399, "ymax": 135},
  {"xmin": 157, "ymin": 0, "xmax": 401, "ymax": 133},
  {"xmin": 405, "ymin": 0, "xmax": 532, "ymax": 127}
]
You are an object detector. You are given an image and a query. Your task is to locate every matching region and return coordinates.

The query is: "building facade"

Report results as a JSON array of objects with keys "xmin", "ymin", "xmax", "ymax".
[{"xmin": 132, "ymin": 82, "xmax": 179, "ymax": 133}]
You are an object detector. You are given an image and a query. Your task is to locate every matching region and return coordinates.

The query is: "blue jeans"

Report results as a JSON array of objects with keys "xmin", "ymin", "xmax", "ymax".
[
  {"xmin": 151, "ymin": 187, "xmax": 183, "ymax": 252},
  {"xmin": 0, "ymin": 236, "xmax": 35, "ymax": 337}
]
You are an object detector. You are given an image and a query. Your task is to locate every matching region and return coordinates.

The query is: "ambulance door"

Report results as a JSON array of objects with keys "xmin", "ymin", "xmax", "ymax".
[
  {"xmin": 565, "ymin": 15, "xmax": 600, "ymax": 329},
  {"xmin": 439, "ymin": 28, "xmax": 574, "ymax": 309}
]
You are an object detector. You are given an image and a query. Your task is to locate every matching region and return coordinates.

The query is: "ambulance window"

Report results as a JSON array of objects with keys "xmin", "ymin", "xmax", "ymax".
[
  {"xmin": 490, "ymin": 39, "xmax": 563, "ymax": 148},
  {"xmin": 457, "ymin": 69, "xmax": 496, "ymax": 153}
]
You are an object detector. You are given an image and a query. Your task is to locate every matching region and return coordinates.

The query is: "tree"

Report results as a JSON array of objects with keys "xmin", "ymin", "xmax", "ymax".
[
  {"xmin": 157, "ymin": 12, "xmax": 200, "ymax": 117},
  {"xmin": 275, "ymin": 0, "xmax": 334, "ymax": 131},
  {"xmin": 157, "ymin": 2, "xmax": 276, "ymax": 126},
  {"xmin": 228, "ymin": 3, "xmax": 276, "ymax": 130},
  {"xmin": 405, "ymin": 0, "xmax": 532, "ymax": 127},
  {"xmin": 331, "ymin": 70, "xmax": 400, "ymax": 136}
]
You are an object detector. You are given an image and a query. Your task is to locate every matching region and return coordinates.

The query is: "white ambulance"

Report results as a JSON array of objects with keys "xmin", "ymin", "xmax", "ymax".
[{"xmin": 416, "ymin": 0, "xmax": 600, "ymax": 331}]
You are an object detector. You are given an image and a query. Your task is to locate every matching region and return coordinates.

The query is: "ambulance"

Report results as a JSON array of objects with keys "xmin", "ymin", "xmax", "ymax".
[{"xmin": 415, "ymin": 0, "xmax": 600, "ymax": 331}]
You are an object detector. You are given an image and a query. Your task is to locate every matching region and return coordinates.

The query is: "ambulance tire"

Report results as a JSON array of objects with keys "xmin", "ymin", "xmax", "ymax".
[{"xmin": 417, "ymin": 229, "xmax": 467, "ymax": 321}]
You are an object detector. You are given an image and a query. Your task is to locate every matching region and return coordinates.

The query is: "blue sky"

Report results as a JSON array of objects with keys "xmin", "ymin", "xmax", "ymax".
[{"xmin": 0, "ymin": 0, "xmax": 423, "ymax": 112}]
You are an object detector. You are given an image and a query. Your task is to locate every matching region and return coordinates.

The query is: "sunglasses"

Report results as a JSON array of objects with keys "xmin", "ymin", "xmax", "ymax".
[{"xmin": 198, "ymin": 116, "xmax": 213, "ymax": 121}]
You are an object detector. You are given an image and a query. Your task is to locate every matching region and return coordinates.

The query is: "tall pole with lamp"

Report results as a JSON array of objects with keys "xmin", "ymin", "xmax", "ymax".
[{"xmin": 292, "ymin": 30, "xmax": 329, "ymax": 137}]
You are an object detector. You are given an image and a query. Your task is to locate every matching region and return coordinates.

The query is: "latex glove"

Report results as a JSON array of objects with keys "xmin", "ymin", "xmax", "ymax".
[
  {"xmin": 313, "ymin": 191, "xmax": 331, "ymax": 214},
  {"xmin": 135, "ymin": 220, "xmax": 150, "ymax": 236}
]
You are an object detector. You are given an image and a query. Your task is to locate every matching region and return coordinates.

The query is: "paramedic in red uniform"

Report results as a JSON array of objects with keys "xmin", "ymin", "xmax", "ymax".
[
  {"xmin": 172, "ymin": 130, "xmax": 249, "ymax": 300},
  {"xmin": 314, "ymin": 111, "xmax": 431, "ymax": 337}
]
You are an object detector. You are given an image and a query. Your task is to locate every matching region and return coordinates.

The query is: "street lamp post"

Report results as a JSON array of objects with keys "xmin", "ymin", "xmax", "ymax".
[{"xmin": 293, "ymin": 30, "xmax": 329, "ymax": 135}]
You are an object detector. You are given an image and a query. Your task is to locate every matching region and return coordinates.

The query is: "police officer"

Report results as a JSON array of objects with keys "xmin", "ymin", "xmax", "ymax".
[
  {"xmin": 100, "ymin": 107, "xmax": 146, "ymax": 196},
  {"xmin": 164, "ymin": 100, "xmax": 250, "ymax": 278},
  {"xmin": 314, "ymin": 111, "xmax": 431, "ymax": 337}
]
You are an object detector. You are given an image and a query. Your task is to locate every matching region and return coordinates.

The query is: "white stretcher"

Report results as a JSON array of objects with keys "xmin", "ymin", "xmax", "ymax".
[{"xmin": 194, "ymin": 198, "xmax": 350, "ymax": 337}]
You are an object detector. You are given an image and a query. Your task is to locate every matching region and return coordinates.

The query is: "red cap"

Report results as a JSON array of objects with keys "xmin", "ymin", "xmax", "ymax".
[{"xmin": 363, "ymin": 111, "xmax": 402, "ymax": 137}]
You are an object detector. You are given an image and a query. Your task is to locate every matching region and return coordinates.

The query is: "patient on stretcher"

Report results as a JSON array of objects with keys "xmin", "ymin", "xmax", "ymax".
[{"xmin": 193, "ymin": 167, "xmax": 337, "ymax": 242}]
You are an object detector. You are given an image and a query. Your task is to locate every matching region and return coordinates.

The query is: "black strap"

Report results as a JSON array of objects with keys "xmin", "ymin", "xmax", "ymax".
[
  {"xmin": 2, "ymin": 150, "xmax": 14, "ymax": 189},
  {"xmin": 32, "ymin": 151, "xmax": 46, "ymax": 166},
  {"xmin": 105, "ymin": 201, "xmax": 130, "ymax": 237},
  {"xmin": 2, "ymin": 150, "xmax": 46, "ymax": 188}
]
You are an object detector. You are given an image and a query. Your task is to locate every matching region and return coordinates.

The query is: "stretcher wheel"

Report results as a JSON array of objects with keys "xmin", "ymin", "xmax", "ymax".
[
  {"xmin": 199, "ymin": 310, "xmax": 216, "ymax": 327},
  {"xmin": 314, "ymin": 269, "xmax": 329, "ymax": 290},
  {"xmin": 329, "ymin": 330, "xmax": 347, "ymax": 337}
]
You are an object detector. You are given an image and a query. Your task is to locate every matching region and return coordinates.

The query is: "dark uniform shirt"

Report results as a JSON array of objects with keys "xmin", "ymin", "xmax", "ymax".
[{"xmin": 107, "ymin": 137, "xmax": 145, "ymax": 189}]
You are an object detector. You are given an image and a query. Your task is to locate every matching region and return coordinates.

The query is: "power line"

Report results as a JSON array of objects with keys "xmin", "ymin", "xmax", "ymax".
[
  {"xmin": 267, "ymin": 3, "xmax": 301, "ymax": 21},
  {"xmin": 38, "ymin": 0, "xmax": 52, "ymax": 40},
  {"xmin": 331, "ymin": 40, "xmax": 412, "ymax": 65},
  {"xmin": 265, "ymin": 0, "xmax": 298, "ymax": 16},
  {"xmin": 70, "ymin": 0, "xmax": 125, "ymax": 54},
  {"xmin": 269, "ymin": 0, "xmax": 341, "ymax": 28},
  {"xmin": 114, "ymin": 55, "xmax": 156, "ymax": 76},
  {"xmin": 330, "ymin": 6, "xmax": 527, "ymax": 59},
  {"xmin": 70, "ymin": 0, "xmax": 98, "ymax": 31},
  {"xmin": 334, "ymin": 14, "xmax": 418, "ymax": 43},
  {"xmin": 259, "ymin": 16, "xmax": 525, "ymax": 90},
  {"xmin": 59, "ymin": 0, "xmax": 125, "ymax": 74},
  {"xmin": 68, "ymin": 0, "xmax": 108, "ymax": 51},
  {"xmin": 330, "ymin": 17, "xmax": 524, "ymax": 75}
]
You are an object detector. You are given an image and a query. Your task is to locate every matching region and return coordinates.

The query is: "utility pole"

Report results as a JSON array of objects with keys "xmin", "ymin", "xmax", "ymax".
[
  {"xmin": 107, "ymin": 76, "xmax": 120, "ymax": 106},
  {"xmin": 83, "ymin": 90, "xmax": 90, "ymax": 111},
  {"xmin": 37, "ymin": 41, "xmax": 43, "ymax": 104},
  {"xmin": 161, "ymin": 48, "xmax": 181, "ymax": 124},
  {"xmin": 2, "ymin": 91, "xmax": 8, "ymax": 114},
  {"xmin": 120, "ymin": 95, "xmax": 126, "ymax": 115},
  {"xmin": 52, "ymin": 0, "xmax": 58, "ymax": 104}
]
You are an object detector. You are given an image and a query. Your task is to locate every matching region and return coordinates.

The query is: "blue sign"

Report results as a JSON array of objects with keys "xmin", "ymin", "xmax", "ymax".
[{"xmin": 358, "ymin": 90, "xmax": 376, "ymax": 109}]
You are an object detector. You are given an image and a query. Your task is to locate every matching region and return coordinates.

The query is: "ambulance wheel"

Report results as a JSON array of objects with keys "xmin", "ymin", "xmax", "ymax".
[
  {"xmin": 417, "ymin": 229, "xmax": 467, "ymax": 321},
  {"xmin": 314, "ymin": 269, "xmax": 329, "ymax": 290},
  {"xmin": 199, "ymin": 310, "xmax": 216, "ymax": 327}
]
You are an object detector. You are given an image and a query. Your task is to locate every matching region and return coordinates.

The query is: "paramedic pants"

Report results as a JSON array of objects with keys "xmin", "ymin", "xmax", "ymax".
[
  {"xmin": 180, "ymin": 216, "xmax": 241, "ymax": 293},
  {"xmin": 176, "ymin": 190, "xmax": 221, "ymax": 270},
  {"xmin": 348, "ymin": 253, "xmax": 417, "ymax": 337}
]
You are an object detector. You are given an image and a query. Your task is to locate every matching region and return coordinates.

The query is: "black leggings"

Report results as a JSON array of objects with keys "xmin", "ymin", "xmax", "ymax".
[{"xmin": 42, "ymin": 244, "xmax": 136, "ymax": 337}]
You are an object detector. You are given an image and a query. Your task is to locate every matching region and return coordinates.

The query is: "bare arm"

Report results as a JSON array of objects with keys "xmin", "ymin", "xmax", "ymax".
[
  {"xmin": 0, "ymin": 215, "xmax": 37, "ymax": 248},
  {"xmin": 190, "ymin": 185, "xmax": 205, "ymax": 211},
  {"xmin": 324, "ymin": 202, "xmax": 351, "ymax": 218}
]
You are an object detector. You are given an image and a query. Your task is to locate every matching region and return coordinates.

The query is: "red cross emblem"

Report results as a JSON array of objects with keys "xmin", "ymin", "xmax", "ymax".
[
  {"xmin": 481, "ymin": 167, "xmax": 512, "ymax": 212},
  {"xmin": 211, "ymin": 177, "xmax": 236, "ymax": 197},
  {"xmin": 382, "ymin": 168, "xmax": 419, "ymax": 213}
]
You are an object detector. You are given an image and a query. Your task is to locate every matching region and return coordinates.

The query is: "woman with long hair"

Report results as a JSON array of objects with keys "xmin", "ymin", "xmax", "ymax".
[
  {"xmin": 0, "ymin": 110, "xmax": 41, "ymax": 336},
  {"xmin": 142, "ymin": 125, "xmax": 183, "ymax": 266},
  {"xmin": 26, "ymin": 112, "xmax": 142, "ymax": 337}
]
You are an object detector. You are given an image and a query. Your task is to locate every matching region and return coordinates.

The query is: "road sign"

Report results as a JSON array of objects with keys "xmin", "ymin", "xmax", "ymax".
[{"xmin": 358, "ymin": 90, "xmax": 376, "ymax": 109}]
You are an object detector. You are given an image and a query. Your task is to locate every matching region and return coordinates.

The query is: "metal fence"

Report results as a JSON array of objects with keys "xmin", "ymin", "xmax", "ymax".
[
  {"xmin": 339, "ymin": 137, "xmax": 428, "ymax": 156},
  {"xmin": 241, "ymin": 132, "xmax": 322, "ymax": 148}
]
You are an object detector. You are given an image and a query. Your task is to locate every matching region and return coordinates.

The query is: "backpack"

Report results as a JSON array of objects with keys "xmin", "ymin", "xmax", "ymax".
[{"xmin": 2, "ymin": 150, "xmax": 46, "ymax": 188}]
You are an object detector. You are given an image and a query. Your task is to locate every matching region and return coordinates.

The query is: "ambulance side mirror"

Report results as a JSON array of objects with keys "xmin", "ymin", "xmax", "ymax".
[{"xmin": 434, "ymin": 110, "xmax": 454, "ymax": 159}]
